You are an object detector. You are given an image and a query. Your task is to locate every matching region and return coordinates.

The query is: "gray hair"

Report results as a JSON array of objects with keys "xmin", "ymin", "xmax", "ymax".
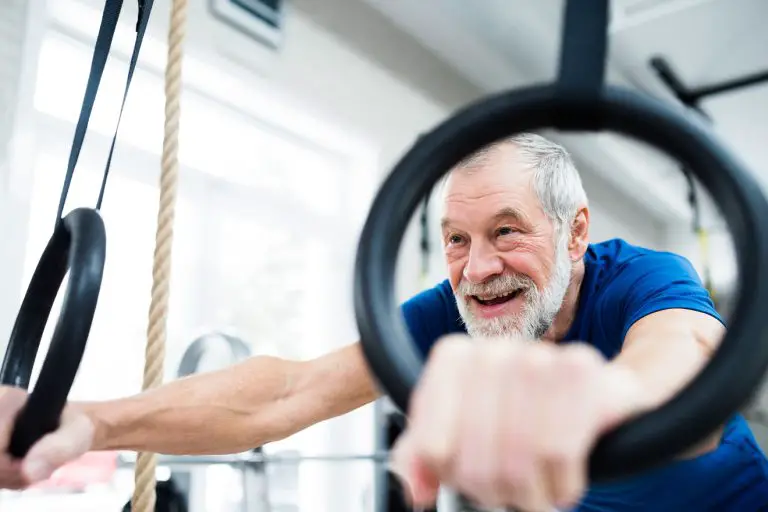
[{"xmin": 453, "ymin": 132, "xmax": 588, "ymax": 233}]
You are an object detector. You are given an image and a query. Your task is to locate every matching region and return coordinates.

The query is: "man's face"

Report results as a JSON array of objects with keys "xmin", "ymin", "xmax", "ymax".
[{"xmin": 441, "ymin": 145, "xmax": 574, "ymax": 340}]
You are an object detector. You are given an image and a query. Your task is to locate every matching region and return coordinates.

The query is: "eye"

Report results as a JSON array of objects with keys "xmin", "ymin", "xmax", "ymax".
[
  {"xmin": 497, "ymin": 226, "xmax": 517, "ymax": 237},
  {"xmin": 446, "ymin": 233, "xmax": 465, "ymax": 246}
]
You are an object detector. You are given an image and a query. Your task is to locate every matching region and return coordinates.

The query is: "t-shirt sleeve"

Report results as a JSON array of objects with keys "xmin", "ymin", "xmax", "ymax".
[
  {"xmin": 603, "ymin": 251, "xmax": 724, "ymax": 343},
  {"xmin": 399, "ymin": 280, "xmax": 463, "ymax": 358}
]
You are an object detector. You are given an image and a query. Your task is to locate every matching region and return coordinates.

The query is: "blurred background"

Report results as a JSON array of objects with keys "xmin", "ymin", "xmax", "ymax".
[{"xmin": 0, "ymin": 0, "xmax": 765, "ymax": 510}]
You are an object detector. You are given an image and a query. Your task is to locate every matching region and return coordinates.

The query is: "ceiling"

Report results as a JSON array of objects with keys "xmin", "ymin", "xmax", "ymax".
[{"xmin": 361, "ymin": 0, "xmax": 768, "ymax": 227}]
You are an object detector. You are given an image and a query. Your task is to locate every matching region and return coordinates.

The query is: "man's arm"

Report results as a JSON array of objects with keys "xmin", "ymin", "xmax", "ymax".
[
  {"xmin": 78, "ymin": 342, "xmax": 380, "ymax": 455},
  {"xmin": 612, "ymin": 308, "xmax": 725, "ymax": 455}
]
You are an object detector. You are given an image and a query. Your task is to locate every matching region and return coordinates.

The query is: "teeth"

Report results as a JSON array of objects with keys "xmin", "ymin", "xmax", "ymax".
[{"xmin": 476, "ymin": 290, "xmax": 518, "ymax": 301}]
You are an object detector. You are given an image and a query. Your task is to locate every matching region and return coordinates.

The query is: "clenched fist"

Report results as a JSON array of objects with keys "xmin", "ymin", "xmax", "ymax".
[
  {"xmin": 390, "ymin": 335, "xmax": 647, "ymax": 512},
  {"xmin": 0, "ymin": 387, "xmax": 95, "ymax": 489}
]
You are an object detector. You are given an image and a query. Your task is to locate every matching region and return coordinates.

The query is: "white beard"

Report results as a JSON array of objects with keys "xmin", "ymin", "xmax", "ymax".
[{"xmin": 454, "ymin": 232, "xmax": 573, "ymax": 341}]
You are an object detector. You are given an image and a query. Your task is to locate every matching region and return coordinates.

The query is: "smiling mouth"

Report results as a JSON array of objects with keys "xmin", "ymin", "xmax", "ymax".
[{"xmin": 471, "ymin": 289, "xmax": 523, "ymax": 306}]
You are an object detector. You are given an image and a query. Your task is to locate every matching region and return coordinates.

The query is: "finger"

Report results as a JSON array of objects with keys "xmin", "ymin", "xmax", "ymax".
[
  {"xmin": 410, "ymin": 457, "xmax": 442, "ymax": 506},
  {"xmin": 499, "ymin": 345, "xmax": 553, "ymax": 511},
  {"xmin": 540, "ymin": 346, "xmax": 601, "ymax": 508},
  {"xmin": 0, "ymin": 454, "xmax": 26, "ymax": 489},
  {"xmin": 451, "ymin": 340, "xmax": 506, "ymax": 507},
  {"xmin": 409, "ymin": 335, "xmax": 472, "ymax": 470},
  {"xmin": 389, "ymin": 432, "xmax": 441, "ymax": 507},
  {"xmin": 0, "ymin": 387, "xmax": 30, "ymax": 488},
  {"xmin": 546, "ymin": 345, "xmax": 605, "ymax": 507},
  {"xmin": 21, "ymin": 413, "xmax": 93, "ymax": 484},
  {"xmin": 0, "ymin": 388, "xmax": 28, "ymax": 451}
]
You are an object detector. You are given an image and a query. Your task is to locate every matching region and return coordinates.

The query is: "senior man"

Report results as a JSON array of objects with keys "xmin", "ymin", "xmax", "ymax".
[{"xmin": 0, "ymin": 134, "xmax": 766, "ymax": 511}]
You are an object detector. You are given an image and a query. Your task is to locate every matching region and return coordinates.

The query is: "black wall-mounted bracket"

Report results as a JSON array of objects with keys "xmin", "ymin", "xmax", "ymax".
[{"xmin": 650, "ymin": 56, "xmax": 768, "ymax": 120}]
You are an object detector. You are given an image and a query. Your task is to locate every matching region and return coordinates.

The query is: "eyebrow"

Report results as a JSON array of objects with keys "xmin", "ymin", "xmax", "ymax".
[
  {"xmin": 493, "ymin": 206, "xmax": 531, "ymax": 226},
  {"xmin": 441, "ymin": 206, "xmax": 532, "ymax": 231}
]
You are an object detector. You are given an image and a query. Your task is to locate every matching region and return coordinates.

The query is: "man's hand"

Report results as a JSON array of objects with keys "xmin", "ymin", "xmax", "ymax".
[
  {"xmin": 0, "ymin": 387, "xmax": 95, "ymax": 489},
  {"xmin": 390, "ymin": 335, "xmax": 649, "ymax": 512}
]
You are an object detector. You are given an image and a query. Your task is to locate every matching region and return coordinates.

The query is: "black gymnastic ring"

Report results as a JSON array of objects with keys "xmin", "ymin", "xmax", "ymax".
[
  {"xmin": 0, "ymin": 207, "xmax": 106, "ymax": 458},
  {"xmin": 353, "ymin": 84, "xmax": 768, "ymax": 481}
]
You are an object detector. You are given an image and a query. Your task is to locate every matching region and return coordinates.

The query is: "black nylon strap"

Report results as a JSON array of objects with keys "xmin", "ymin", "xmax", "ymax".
[
  {"xmin": 55, "ymin": 0, "xmax": 154, "ymax": 225},
  {"xmin": 556, "ymin": 0, "xmax": 610, "ymax": 100}
]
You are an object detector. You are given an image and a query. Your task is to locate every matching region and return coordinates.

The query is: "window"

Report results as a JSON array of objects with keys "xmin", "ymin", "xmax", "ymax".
[
  {"xmin": 14, "ymin": 24, "xmax": 378, "ymax": 512},
  {"xmin": 22, "ymin": 150, "xmax": 204, "ymax": 400},
  {"xmin": 33, "ymin": 32, "xmax": 349, "ymax": 218}
]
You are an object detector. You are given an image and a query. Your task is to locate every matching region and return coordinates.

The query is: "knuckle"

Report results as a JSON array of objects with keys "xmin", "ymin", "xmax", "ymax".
[
  {"xmin": 485, "ymin": 343, "xmax": 513, "ymax": 371},
  {"xmin": 431, "ymin": 334, "xmax": 471, "ymax": 362},
  {"xmin": 455, "ymin": 462, "xmax": 501, "ymax": 507},
  {"xmin": 558, "ymin": 486, "xmax": 585, "ymax": 509},
  {"xmin": 519, "ymin": 346, "xmax": 555, "ymax": 379},
  {"xmin": 500, "ymin": 454, "xmax": 529, "ymax": 489},
  {"xmin": 544, "ymin": 442, "xmax": 583, "ymax": 469},
  {"xmin": 560, "ymin": 345, "xmax": 602, "ymax": 374},
  {"xmin": 454, "ymin": 460, "xmax": 484, "ymax": 489},
  {"xmin": 418, "ymin": 439, "xmax": 452, "ymax": 468}
]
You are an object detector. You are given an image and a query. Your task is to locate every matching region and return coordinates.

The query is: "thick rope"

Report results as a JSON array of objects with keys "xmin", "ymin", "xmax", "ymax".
[{"xmin": 131, "ymin": 0, "xmax": 188, "ymax": 510}]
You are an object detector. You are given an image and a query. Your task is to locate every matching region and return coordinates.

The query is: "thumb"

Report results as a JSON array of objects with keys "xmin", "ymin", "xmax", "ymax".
[
  {"xmin": 389, "ymin": 432, "xmax": 441, "ymax": 507},
  {"xmin": 21, "ymin": 414, "xmax": 94, "ymax": 484}
]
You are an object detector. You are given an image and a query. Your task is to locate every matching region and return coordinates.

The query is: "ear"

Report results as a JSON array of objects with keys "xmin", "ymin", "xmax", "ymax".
[{"xmin": 568, "ymin": 206, "xmax": 589, "ymax": 260}]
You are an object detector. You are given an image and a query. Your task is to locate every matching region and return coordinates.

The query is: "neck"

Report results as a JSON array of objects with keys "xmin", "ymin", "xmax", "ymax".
[{"xmin": 542, "ymin": 259, "xmax": 585, "ymax": 343}]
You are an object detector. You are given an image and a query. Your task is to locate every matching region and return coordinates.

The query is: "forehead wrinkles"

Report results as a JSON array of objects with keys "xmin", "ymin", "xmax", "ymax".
[
  {"xmin": 441, "ymin": 167, "xmax": 536, "ymax": 215},
  {"xmin": 438, "ymin": 143, "xmax": 537, "ymax": 217}
]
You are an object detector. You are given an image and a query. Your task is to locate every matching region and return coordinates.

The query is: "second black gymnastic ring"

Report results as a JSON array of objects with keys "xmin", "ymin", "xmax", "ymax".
[
  {"xmin": 0, "ymin": 207, "xmax": 106, "ymax": 458},
  {"xmin": 353, "ymin": 84, "xmax": 768, "ymax": 481}
]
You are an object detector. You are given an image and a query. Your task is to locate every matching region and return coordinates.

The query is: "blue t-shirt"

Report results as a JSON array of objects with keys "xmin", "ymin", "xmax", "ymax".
[{"xmin": 400, "ymin": 238, "xmax": 768, "ymax": 511}]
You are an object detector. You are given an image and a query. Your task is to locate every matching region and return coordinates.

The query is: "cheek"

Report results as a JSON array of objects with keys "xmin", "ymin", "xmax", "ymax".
[
  {"xmin": 447, "ymin": 258, "xmax": 465, "ymax": 290},
  {"xmin": 500, "ymin": 245, "xmax": 551, "ymax": 286},
  {"xmin": 444, "ymin": 245, "xmax": 468, "ymax": 286}
]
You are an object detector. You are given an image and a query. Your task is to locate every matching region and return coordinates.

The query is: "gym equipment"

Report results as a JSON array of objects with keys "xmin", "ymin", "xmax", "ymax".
[
  {"xmin": 131, "ymin": 0, "xmax": 187, "ymax": 509},
  {"xmin": 651, "ymin": 56, "xmax": 768, "ymax": 122},
  {"xmin": 0, "ymin": 209, "xmax": 105, "ymax": 459},
  {"xmin": 354, "ymin": 0, "xmax": 768, "ymax": 483},
  {"xmin": 117, "ymin": 450, "xmax": 398, "ymax": 512},
  {"xmin": 0, "ymin": 0, "xmax": 158, "ymax": 458},
  {"xmin": 380, "ymin": 404, "xmax": 415, "ymax": 512},
  {"xmin": 176, "ymin": 331, "xmax": 252, "ymax": 378},
  {"xmin": 119, "ymin": 451, "xmax": 391, "ymax": 467}
]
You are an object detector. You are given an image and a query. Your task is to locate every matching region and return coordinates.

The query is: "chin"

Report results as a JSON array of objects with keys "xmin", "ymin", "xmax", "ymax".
[{"xmin": 464, "ymin": 318, "xmax": 526, "ymax": 341}]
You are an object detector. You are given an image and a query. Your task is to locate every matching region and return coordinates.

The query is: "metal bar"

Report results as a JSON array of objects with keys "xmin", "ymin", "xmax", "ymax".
[
  {"xmin": 649, "ymin": 56, "xmax": 698, "ymax": 107},
  {"xmin": 688, "ymin": 69, "xmax": 768, "ymax": 101},
  {"xmin": 117, "ymin": 451, "xmax": 392, "ymax": 469},
  {"xmin": 650, "ymin": 56, "xmax": 768, "ymax": 108}
]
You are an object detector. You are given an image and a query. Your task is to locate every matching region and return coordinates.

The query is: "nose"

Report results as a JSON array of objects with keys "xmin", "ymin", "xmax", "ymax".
[{"xmin": 463, "ymin": 240, "xmax": 504, "ymax": 284}]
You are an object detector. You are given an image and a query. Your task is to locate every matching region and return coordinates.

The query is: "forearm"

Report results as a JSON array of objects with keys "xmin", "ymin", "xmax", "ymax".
[
  {"xmin": 610, "ymin": 309, "xmax": 725, "ymax": 455},
  {"xmin": 75, "ymin": 355, "xmax": 300, "ymax": 455},
  {"xmin": 611, "ymin": 328, "xmax": 712, "ymax": 411},
  {"xmin": 73, "ymin": 343, "xmax": 379, "ymax": 456}
]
